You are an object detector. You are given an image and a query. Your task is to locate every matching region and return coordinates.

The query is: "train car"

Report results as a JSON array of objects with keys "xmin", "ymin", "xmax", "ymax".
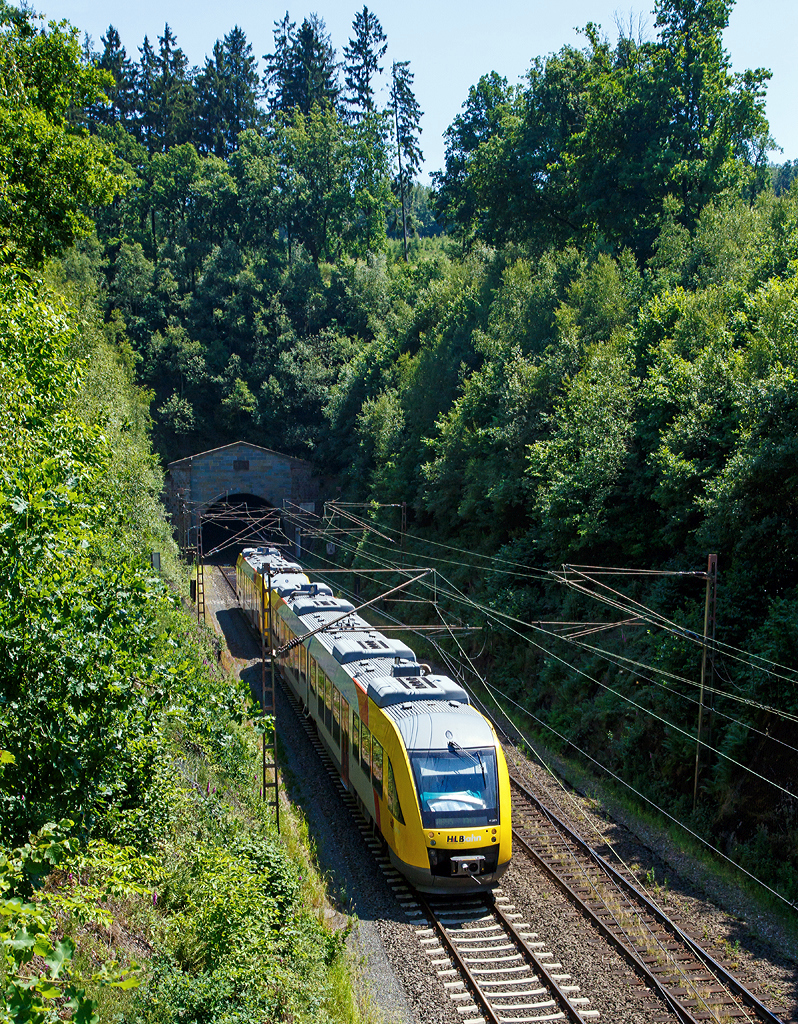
[{"xmin": 236, "ymin": 546, "xmax": 511, "ymax": 894}]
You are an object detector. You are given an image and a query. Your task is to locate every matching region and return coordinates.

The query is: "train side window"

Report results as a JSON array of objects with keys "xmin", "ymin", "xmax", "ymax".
[
  {"xmin": 324, "ymin": 674, "xmax": 332, "ymax": 731},
  {"xmin": 386, "ymin": 758, "xmax": 404, "ymax": 824},
  {"xmin": 299, "ymin": 643, "xmax": 306, "ymax": 683},
  {"xmin": 309, "ymin": 657, "xmax": 317, "ymax": 696},
  {"xmin": 360, "ymin": 722, "xmax": 371, "ymax": 777},
  {"xmin": 372, "ymin": 738, "xmax": 384, "ymax": 798},
  {"xmin": 332, "ymin": 687, "xmax": 341, "ymax": 745},
  {"xmin": 352, "ymin": 713, "xmax": 360, "ymax": 760}
]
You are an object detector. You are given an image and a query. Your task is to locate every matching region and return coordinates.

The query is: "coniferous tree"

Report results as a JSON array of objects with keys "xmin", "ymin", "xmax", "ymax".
[
  {"xmin": 195, "ymin": 41, "xmax": 226, "ymax": 156},
  {"xmin": 221, "ymin": 27, "xmax": 261, "ymax": 148},
  {"xmin": 263, "ymin": 12, "xmax": 339, "ymax": 116},
  {"xmin": 196, "ymin": 28, "xmax": 260, "ymax": 157},
  {"xmin": 343, "ymin": 6, "xmax": 387, "ymax": 121},
  {"xmin": 96, "ymin": 26, "xmax": 138, "ymax": 128},
  {"xmin": 293, "ymin": 14, "xmax": 339, "ymax": 115},
  {"xmin": 136, "ymin": 35, "xmax": 160, "ymax": 152},
  {"xmin": 154, "ymin": 24, "xmax": 195, "ymax": 150},
  {"xmin": 389, "ymin": 59, "xmax": 422, "ymax": 259},
  {"xmin": 263, "ymin": 11, "xmax": 296, "ymax": 116}
]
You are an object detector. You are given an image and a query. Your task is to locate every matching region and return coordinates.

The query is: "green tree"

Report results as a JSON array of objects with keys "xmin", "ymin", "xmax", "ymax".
[
  {"xmin": 263, "ymin": 13, "xmax": 339, "ymax": 117},
  {"xmin": 152, "ymin": 24, "xmax": 196, "ymax": 151},
  {"xmin": 195, "ymin": 39, "xmax": 227, "ymax": 156},
  {"xmin": 0, "ymin": 4, "xmax": 124, "ymax": 265},
  {"xmin": 440, "ymin": 2, "xmax": 772, "ymax": 260},
  {"xmin": 91, "ymin": 25, "xmax": 138, "ymax": 129},
  {"xmin": 389, "ymin": 59, "xmax": 423, "ymax": 260},
  {"xmin": 196, "ymin": 27, "xmax": 261, "ymax": 157},
  {"xmin": 350, "ymin": 110, "xmax": 392, "ymax": 254},
  {"xmin": 432, "ymin": 72, "xmax": 514, "ymax": 242},
  {"xmin": 343, "ymin": 6, "xmax": 387, "ymax": 120},
  {"xmin": 273, "ymin": 104, "xmax": 356, "ymax": 264}
]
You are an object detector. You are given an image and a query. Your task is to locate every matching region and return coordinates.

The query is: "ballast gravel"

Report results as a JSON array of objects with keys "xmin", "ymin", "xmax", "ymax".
[{"xmin": 204, "ymin": 567, "xmax": 797, "ymax": 1024}]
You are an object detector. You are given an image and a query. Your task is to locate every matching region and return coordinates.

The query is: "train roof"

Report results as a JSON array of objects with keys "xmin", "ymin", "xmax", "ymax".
[
  {"xmin": 239, "ymin": 547, "xmax": 303, "ymax": 575},
  {"xmin": 296, "ymin": 607, "xmax": 415, "ymax": 666},
  {"xmin": 267, "ymin": 555, "xmax": 476, "ymax": 715},
  {"xmin": 367, "ymin": 673, "xmax": 469, "ymax": 708},
  {"xmin": 384, "ymin": 700, "xmax": 494, "ymax": 752}
]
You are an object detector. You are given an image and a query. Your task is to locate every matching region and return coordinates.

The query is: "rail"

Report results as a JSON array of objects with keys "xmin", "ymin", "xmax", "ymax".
[{"xmin": 508, "ymin": 774, "xmax": 784, "ymax": 1024}]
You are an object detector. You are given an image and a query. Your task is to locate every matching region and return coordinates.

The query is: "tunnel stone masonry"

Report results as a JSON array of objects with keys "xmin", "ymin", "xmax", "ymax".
[{"xmin": 165, "ymin": 441, "xmax": 322, "ymax": 540}]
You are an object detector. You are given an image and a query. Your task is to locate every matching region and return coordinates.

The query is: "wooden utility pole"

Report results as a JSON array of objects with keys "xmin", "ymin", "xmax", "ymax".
[{"xmin": 693, "ymin": 553, "xmax": 718, "ymax": 812}]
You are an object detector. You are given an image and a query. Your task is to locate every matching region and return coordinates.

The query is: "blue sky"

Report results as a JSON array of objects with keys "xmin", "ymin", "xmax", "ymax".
[{"xmin": 20, "ymin": 0, "xmax": 798, "ymax": 177}]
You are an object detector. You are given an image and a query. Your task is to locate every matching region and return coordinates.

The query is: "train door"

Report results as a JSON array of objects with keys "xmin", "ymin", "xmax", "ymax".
[{"xmin": 340, "ymin": 697, "xmax": 350, "ymax": 787}]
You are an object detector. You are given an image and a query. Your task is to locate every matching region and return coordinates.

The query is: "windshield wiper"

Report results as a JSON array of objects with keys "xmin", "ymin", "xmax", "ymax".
[
  {"xmin": 448, "ymin": 738, "xmax": 487, "ymax": 784},
  {"xmin": 476, "ymin": 750, "xmax": 487, "ymax": 786}
]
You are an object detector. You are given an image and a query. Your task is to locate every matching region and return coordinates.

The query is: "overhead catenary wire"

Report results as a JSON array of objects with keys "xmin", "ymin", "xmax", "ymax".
[
  {"xmin": 428, "ymin": 610, "xmax": 751, "ymax": 1020},
  {"xmin": 283, "ymin": 509, "xmax": 798, "ymax": 799},
  {"xmin": 426, "ymin": 566, "xmax": 798, "ymax": 804},
  {"xmin": 310, "ymin": 512, "xmax": 798, "ymax": 733},
  {"xmin": 479, "ymin": 674, "xmax": 798, "ymax": 912},
  {"xmin": 322, "ymin": 501, "xmax": 553, "ymax": 579},
  {"xmin": 281, "ymin": 507, "xmax": 798, "ymax": 907},
  {"xmin": 318, "ymin": 502, "xmax": 798, "ymax": 682},
  {"xmin": 557, "ymin": 566, "xmax": 798, "ymax": 685}
]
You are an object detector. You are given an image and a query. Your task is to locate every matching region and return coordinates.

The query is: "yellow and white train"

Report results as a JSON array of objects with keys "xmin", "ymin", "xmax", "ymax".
[{"xmin": 237, "ymin": 546, "xmax": 511, "ymax": 893}]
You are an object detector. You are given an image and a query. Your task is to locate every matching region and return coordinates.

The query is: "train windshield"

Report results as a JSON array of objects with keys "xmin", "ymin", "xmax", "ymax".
[{"xmin": 409, "ymin": 748, "xmax": 499, "ymax": 829}]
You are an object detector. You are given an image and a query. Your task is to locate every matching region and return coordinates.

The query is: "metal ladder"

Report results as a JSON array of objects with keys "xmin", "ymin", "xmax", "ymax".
[
  {"xmin": 260, "ymin": 575, "xmax": 280, "ymax": 830},
  {"xmin": 195, "ymin": 557, "xmax": 206, "ymax": 624}
]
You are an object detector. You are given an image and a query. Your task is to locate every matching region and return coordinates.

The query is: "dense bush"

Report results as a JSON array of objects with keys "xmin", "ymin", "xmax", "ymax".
[{"xmin": 0, "ymin": 267, "xmax": 370, "ymax": 1023}]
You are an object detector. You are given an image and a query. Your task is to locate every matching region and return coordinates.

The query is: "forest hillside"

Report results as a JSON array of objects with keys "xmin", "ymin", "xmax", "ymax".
[
  {"xmin": 42, "ymin": 0, "xmax": 795, "ymax": 907},
  {"xmin": 0, "ymin": 5, "xmax": 377, "ymax": 1022},
  {"xmin": 1, "ymin": 3, "xmax": 797, "ymax": 1020}
]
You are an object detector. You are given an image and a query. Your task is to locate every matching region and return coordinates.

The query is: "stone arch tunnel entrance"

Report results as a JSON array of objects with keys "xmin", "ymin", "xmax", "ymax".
[
  {"xmin": 200, "ymin": 493, "xmax": 280, "ymax": 562},
  {"xmin": 164, "ymin": 441, "xmax": 323, "ymax": 559}
]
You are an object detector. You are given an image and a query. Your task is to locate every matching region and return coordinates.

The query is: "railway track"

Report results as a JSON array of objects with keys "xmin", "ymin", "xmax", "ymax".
[
  {"xmin": 218, "ymin": 563, "xmax": 238, "ymax": 596},
  {"xmin": 507, "ymin": 772, "xmax": 784, "ymax": 1024},
  {"xmin": 407, "ymin": 890, "xmax": 599, "ymax": 1023},
  {"xmin": 277, "ymin": 670, "xmax": 600, "ymax": 1023},
  {"xmin": 213, "ymin": 563, "xmax": 784, "ymax": 1023}
]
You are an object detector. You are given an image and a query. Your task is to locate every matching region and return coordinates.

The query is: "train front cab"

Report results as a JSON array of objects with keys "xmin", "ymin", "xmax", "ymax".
[{"xmin": 372, "ymin": 697, "xmax": 512, "ymax": 894}]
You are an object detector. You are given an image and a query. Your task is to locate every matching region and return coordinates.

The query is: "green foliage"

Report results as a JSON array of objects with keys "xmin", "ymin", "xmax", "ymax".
[
  {"xmin": 433, "ymin": 1, "xmax": 771, "ymax": 260},
  {"xmin": 15, "ymin": 0, "xmax": 798, "ymax": 917},
  {"xmin": 0, "ymin": 4, "xmax": 124, "ymax": 264},
  {"xmin": 0, "ymin": 253, "xmax": 373, "ymax": 1024},
  {"xmin": 1, "ymin": 821, "xmax": 139, "ymax": 1024},
  {"xmin": 527, "ymin": 338, "xmax": 639, "ymax": 549}
]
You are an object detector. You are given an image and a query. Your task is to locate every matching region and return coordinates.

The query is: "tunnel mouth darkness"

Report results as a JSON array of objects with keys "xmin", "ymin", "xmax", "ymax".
[{"xmin": 199, "ymin": 493, "xmax": 280, "ymax": 563}]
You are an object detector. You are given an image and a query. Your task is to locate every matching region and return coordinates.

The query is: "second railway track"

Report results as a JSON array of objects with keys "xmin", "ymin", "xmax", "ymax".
[{"xmin": 507, "ymin": 771, "xmax": 784, "ymax": 1024}]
